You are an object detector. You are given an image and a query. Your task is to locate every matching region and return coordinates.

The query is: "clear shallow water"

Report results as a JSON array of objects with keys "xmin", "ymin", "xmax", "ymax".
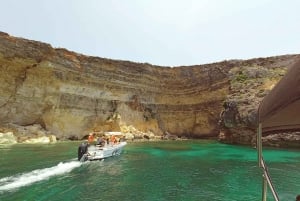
[{"xmin": 0, "ymin": 140, "xmax": 299, "ymax": 201}]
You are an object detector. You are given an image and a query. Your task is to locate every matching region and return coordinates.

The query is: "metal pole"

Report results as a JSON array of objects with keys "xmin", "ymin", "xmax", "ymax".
[
  {"xmin": 261, "ymin": 159, "xmax": 280, "ymax": 201},
  {"xmin": 258, "ymin": 124, "xmax": 280, "ymax": 201},
  {"xmin": 257, "ymin": 123, "xmax": 262, "ymax": 167},
  {"xmin": 262, "ymin": 174, "xmax": 267, "ymax": 201}
]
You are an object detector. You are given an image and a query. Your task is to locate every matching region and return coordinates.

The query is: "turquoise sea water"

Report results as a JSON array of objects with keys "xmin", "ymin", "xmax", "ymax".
[{"xmin": 0, "ymin": 140, "xmax": 299, "ymax": 201}]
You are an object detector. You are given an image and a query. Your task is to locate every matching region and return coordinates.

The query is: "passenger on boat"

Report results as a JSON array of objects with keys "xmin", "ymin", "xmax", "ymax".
[
  {"xmin": 96, "ymin": 137, "xmax": 105, "ymax": 146},
  {"xmin": 110, "ymin": 135, "xmax": 118, "ymax": 144},
  {"xmin": 88, "ymin": 133, "xmax": 94, "ymax": 144}
]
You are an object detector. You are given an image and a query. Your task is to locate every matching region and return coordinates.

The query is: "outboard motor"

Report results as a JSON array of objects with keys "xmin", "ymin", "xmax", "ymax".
[{"xmin": 78, "ymin": 142, "xmax": 88, "ymax": 161}]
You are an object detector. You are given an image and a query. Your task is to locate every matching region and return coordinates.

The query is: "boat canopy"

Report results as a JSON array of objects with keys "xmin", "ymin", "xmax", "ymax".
[
  {"xmin": 104, "ymin": 132, "xmax": 123, "ymax": 136},
  {"xmin": 258, "ymin": 60, "xmax": 300, "ymax": 134},
  {"xmin": 257, "ymin": 59, "xmax": 300, "ymax": 201}
]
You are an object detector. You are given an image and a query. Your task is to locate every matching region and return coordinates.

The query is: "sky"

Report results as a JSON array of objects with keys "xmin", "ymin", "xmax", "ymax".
[{"xmin": 0, "ymin": 0, "xmax": 299, "ymax": 67}]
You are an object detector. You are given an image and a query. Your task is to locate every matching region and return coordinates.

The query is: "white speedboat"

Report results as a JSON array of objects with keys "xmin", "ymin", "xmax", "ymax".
[
  {"xmin": 78, "ymin": 132, "xmax": 127, "ymax": 162},
  {"xmin": 78, "ymin": 141, "xmax": 127, "ymax": 162}
]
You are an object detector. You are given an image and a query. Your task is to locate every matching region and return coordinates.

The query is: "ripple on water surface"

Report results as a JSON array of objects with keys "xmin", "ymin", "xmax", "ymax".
[{"xmin": 0, "ymin": 140, "xmax": 299, "ymax": 201}]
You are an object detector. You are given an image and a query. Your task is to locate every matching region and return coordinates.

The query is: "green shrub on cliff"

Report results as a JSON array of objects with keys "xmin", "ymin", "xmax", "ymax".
[{"xmin": 234, "ymin": 71, "xmax": 248, "ymax": 82}]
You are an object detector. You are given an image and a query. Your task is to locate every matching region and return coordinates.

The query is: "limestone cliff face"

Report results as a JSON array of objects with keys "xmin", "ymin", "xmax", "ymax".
[
  {"xmin": 0, "ymin": 32, "xmax": 299, "ymax": 146},
  {"xmin": 0, "ymin": 32, "xmax": 231, "ymax": 140}
]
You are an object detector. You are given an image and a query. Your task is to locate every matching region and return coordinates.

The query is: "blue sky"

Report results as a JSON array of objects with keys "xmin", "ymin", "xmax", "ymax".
[{"xmin": 1, "ymin": 0, "xmax": 299, "ymax": 66}]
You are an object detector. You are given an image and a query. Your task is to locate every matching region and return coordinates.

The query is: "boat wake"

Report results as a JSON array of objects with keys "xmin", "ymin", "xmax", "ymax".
[{"xmin": 0, "ymin": 161, "xmax": 82, "ymax": 192}]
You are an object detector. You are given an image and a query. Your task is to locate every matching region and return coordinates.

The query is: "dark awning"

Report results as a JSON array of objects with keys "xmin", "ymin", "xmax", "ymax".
[{"xmin": 258, "ymin": 60, "xmax": 300, "ymax": 134}]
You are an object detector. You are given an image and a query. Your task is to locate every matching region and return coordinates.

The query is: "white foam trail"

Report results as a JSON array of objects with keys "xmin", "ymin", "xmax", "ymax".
[{"xmin": 0, "ymin": 161, "xmax": 81, "ymax": 192}]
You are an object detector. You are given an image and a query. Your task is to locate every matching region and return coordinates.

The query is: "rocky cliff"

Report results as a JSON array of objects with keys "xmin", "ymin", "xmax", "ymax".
[
  {"xmin": 218, "ymin": 56, "xmax": 300, "ymax": 147},
  {"xmin": 0, "ymin": 32, "xmax": 299, "ymax": 146}
]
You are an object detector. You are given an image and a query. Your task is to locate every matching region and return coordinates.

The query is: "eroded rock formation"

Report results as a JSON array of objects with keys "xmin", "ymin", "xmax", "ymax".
[
  {"xmin": 218, "ymin": 56, "xmax": 300, "ymax": 147},
  {"xmin": 0, "ymin": 32, "xmax": 299, "ymax": 146}
]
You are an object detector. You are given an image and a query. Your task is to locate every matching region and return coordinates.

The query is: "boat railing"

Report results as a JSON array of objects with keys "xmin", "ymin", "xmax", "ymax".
[
  {"xmin": 257, "ymin": 123, "xmax": 280, "ymax": 201},
  {"xmin": 259, "ymin": 156, "xmax": 280, "ymax": 201}
]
